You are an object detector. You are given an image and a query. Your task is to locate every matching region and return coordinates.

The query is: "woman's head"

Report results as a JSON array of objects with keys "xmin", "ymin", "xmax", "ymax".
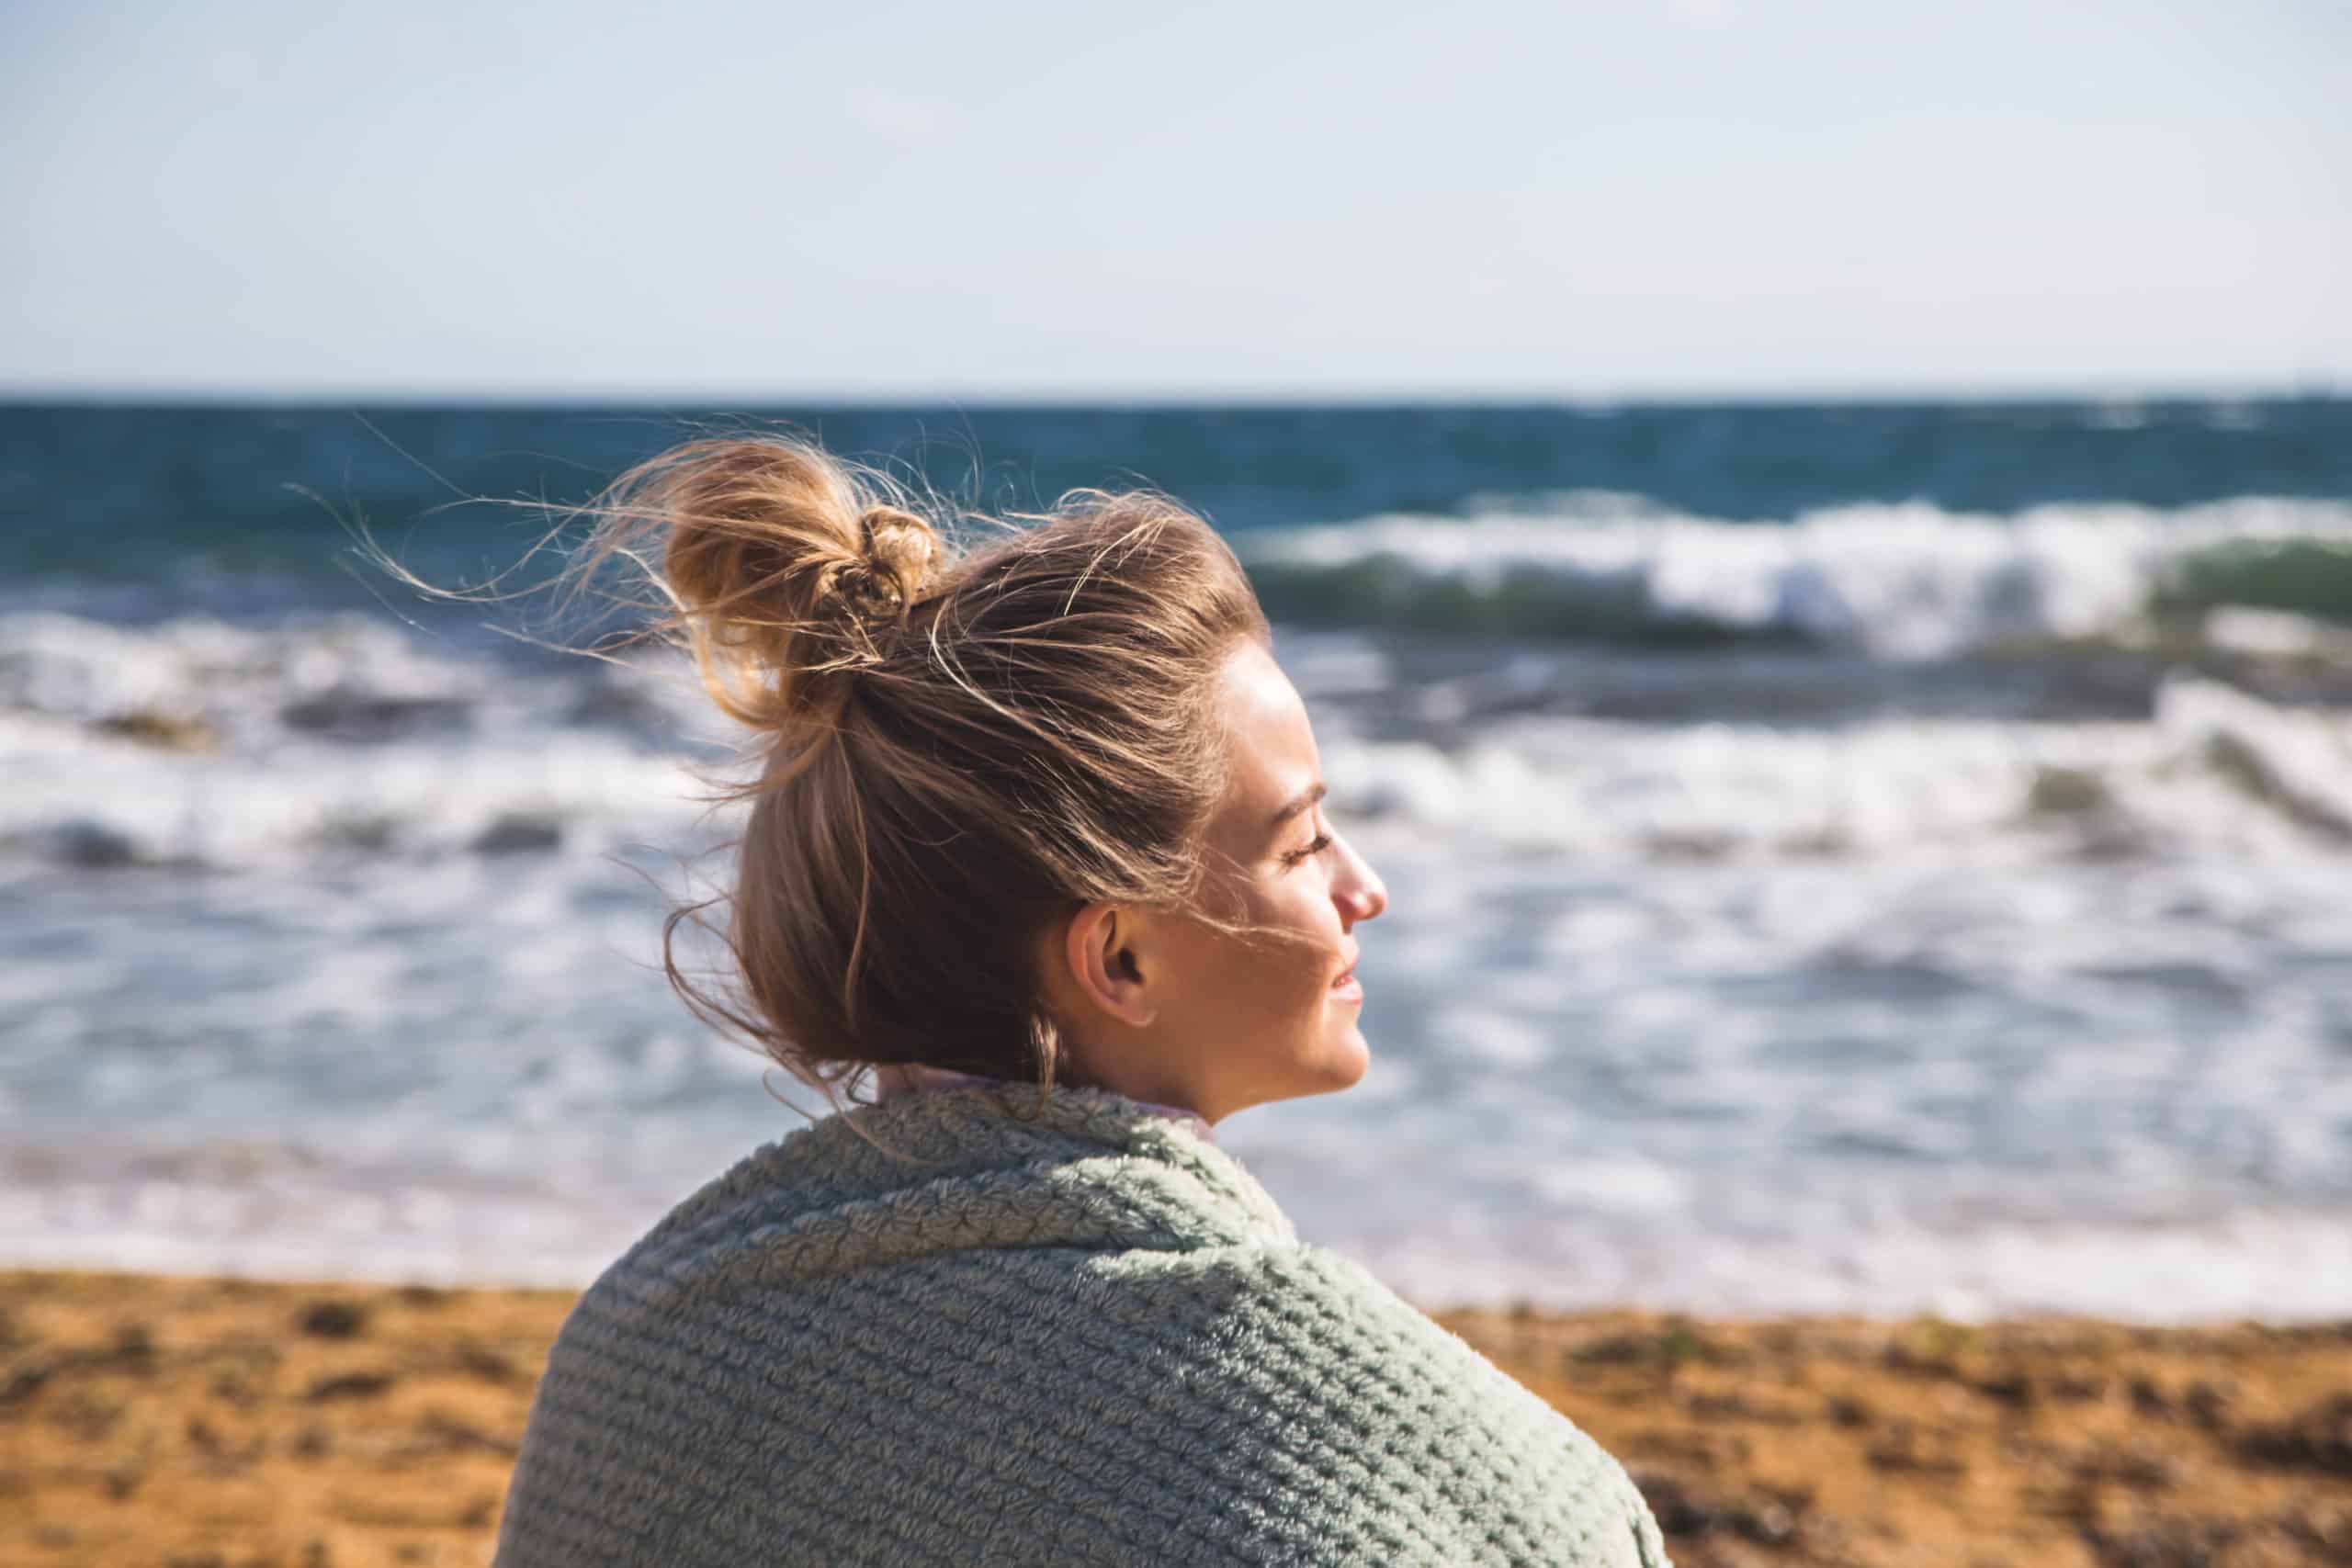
[
  {"xmin": 552, "ymin": 432, "xmax": 1387, "ymax": 1124},
  {"xmin": 1035, "ymin": 637, "xmax": 1386, "ymax": 1122}
]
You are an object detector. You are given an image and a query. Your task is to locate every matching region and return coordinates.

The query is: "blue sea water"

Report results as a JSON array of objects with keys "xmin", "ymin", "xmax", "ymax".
[{"xmin": 5, "ymin": 399, "xmax": 2351, "ymax": 1318}]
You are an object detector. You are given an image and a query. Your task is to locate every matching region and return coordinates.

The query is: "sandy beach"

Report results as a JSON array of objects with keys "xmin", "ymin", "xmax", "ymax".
[{"xmin": 3, "ymin": 1269, "xmax": 2345, "ymax": 1568}]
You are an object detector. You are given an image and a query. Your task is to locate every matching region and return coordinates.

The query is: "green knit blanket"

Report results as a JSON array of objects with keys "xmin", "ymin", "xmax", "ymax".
[{"xmin": 493, "ymin": 1082, "xmax": 1670, "ymax": 1567}]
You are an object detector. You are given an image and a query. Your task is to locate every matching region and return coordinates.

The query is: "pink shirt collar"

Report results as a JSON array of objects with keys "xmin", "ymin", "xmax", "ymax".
[{"xmin": 870, "ymin": 1063, "xmax": 1216, "ymax": 1144}]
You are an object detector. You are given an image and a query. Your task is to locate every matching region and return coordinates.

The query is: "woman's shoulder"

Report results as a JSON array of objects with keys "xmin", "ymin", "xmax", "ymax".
[
  {"xmin": 1061, "ymin": 1239, "xmax": 1670, "ymax": 1567},
  {"xmin": 510, "ymin": 1196, "xmax": 1666, "ymax": 1567},
  {"xmin": 509, "ymin": 1099, "xmax": 1668, "ymax": 1566}
]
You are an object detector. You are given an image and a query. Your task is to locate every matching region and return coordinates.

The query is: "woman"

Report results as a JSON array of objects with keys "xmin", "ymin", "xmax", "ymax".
[{"xmin": 487, "ymin": 434, "xmax": 1668, "ymax": 1567}]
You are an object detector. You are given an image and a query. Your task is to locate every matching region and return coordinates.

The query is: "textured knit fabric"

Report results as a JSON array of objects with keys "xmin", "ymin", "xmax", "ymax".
[
  {"xmin": 492, "ymin": 1081, "xmax": 1670, "ymax": 1568},
  {"xmin": 872, "ymin": 1061, "xmax": 1218, "ymax": 1143}
]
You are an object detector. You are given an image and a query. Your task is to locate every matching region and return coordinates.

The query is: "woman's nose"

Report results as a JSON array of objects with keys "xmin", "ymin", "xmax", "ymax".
[{"xmin": 1332, "ymin": 833, "xmax": 1387, "ymax": 925}]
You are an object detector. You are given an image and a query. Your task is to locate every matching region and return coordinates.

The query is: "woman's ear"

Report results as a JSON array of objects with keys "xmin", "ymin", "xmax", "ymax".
[{"xmin": 1062, "ymin": 903, "xmax": 1158, "ymax": 1028}]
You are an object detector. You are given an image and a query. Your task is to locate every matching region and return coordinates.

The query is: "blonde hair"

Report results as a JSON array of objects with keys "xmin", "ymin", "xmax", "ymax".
[{"xmin": 375, "ymin": 430, "xmax": 1274, "ymax": 1118}]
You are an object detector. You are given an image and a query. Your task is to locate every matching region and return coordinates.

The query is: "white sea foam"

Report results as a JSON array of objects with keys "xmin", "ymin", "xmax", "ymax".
[
  {"xmin": 6, "ymin": 589, "xmax": 2350, "ymax": 1318},
  {"xmin": 0, "ymin": 609, "xmax": 741, "ymax": 872},
  {"xmin": 9, "ymin": 598, "xmax": 2352, "ymax": 880},
  {"xmin": 1315, "ymin": 676, "xmax": 2352, "ymax": 862},
  {"xmin": 1242, "ymin": 495, "xmax": 2352, "ymax": 657}
]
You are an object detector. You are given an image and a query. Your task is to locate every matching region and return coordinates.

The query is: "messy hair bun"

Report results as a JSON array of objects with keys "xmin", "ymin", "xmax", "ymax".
[{"xmin": 576, "ymin": 438, "xmax": 943, "ymax": 756}]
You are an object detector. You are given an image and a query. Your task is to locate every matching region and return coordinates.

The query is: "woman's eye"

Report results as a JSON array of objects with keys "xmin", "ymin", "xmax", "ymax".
[{"xmin": 1283, "ymin": 831, "xmax": 1333, "ymax": 867}]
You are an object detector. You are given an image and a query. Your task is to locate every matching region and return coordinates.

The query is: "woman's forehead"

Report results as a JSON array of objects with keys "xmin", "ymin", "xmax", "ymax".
[{"xmin": 1211, "ymin": 643, "xmax": 1319, "ymax": 829}]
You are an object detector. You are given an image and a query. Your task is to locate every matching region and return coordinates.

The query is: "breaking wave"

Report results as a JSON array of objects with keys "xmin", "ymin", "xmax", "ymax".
[{"xmin": 1238, "ymin": 494, "xmax": 2352, "ymax": 658}]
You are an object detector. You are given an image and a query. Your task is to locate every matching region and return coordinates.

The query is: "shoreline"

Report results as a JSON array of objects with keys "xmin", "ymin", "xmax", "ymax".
[
  {"xmin": 3, "ymin": 1269, "xmax": 2346, "ymax": 1568},
  {"xmin": 14, "ymin": 1252, "xmax": 2352, "ymax": 1332}
]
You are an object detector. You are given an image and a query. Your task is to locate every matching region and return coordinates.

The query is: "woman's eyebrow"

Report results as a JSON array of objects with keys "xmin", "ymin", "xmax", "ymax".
[{"xmin": 1269, "ymin": 781, "xmax": 1328, "ymax": 829}]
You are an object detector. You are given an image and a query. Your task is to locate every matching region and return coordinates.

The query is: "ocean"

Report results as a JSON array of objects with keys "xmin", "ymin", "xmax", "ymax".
[{"xmin": 5, "ymin": 398, "xmax": 2349, "ymax": 1320}]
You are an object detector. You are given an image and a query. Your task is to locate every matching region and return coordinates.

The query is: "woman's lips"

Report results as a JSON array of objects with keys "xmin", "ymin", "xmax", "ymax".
[{"xmin": 1329, "ymin": 963, "xmax": 1362, "ymax": 999}]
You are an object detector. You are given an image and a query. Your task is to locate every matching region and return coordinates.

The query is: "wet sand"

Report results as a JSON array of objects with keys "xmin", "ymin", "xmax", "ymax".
[{"xmin": 3, "ymin": 1269, "xmax": 2346, "ymax": 1568}]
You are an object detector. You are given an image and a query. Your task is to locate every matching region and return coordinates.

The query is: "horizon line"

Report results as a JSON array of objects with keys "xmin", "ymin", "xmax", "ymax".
[{"xmin": 1, "ymin": 376, "xmax": 2344, "ymax": 411}]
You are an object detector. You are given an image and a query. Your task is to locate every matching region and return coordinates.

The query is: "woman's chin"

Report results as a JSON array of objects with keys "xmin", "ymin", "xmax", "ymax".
[{"xmin": 1319, "ymin": 1025, "xmax": 1372, "ymax": 1088}]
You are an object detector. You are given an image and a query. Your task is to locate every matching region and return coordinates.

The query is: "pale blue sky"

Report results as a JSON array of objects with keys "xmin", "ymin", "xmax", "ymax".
[{"xmin": 2, "ymin": 0, "xmax": 2345, "ymax": 399}]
